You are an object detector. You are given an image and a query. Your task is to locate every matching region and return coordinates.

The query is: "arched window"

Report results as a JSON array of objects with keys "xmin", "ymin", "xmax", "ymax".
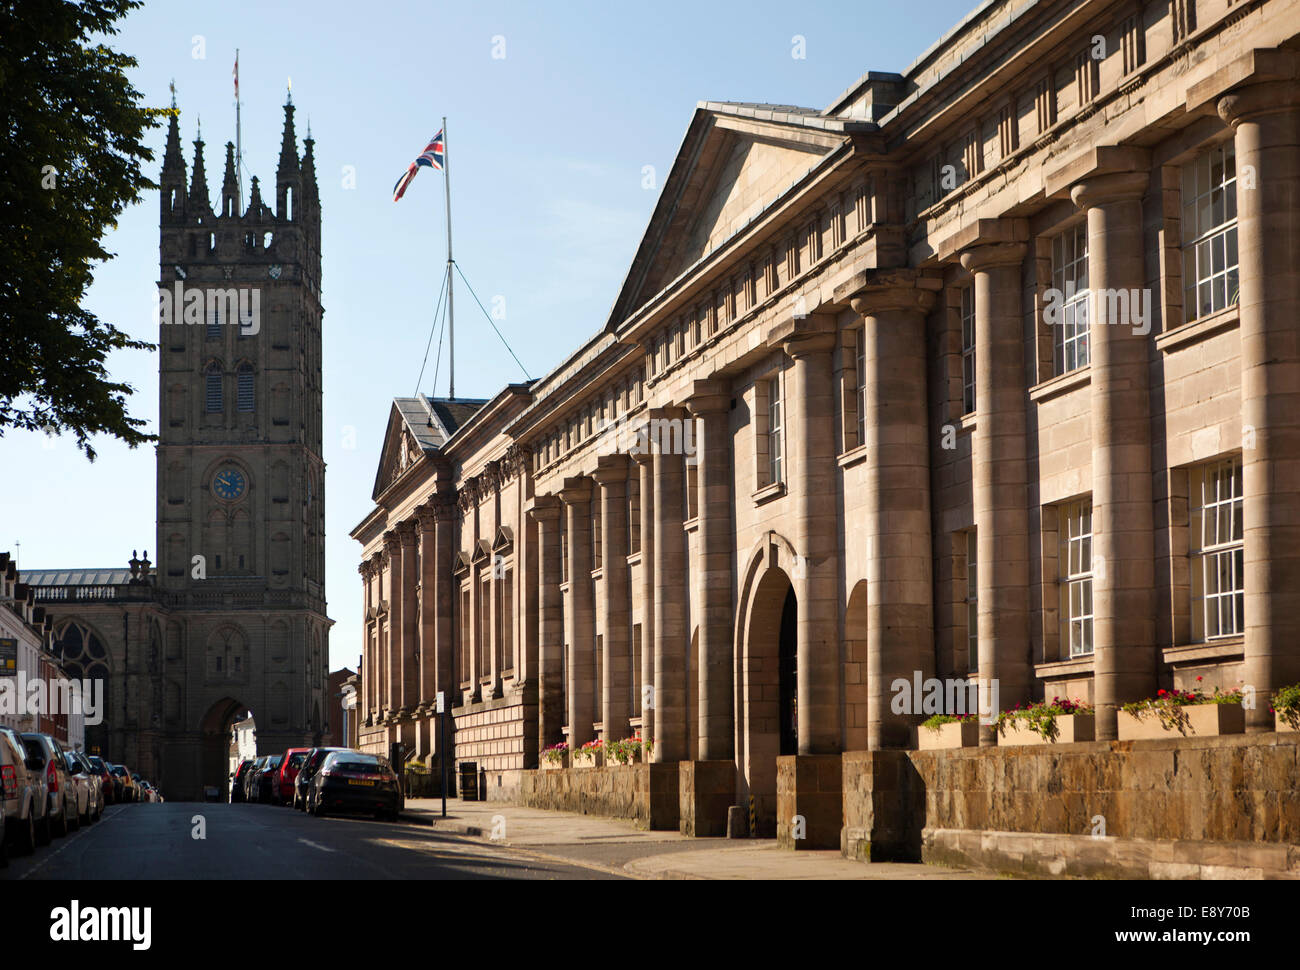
[
  {"xmin": 237, "ymin": 363, "xmax": 255, "ymax": 412},
  {"xmin": 205, "ymin": 361, "xmax": 223, "ymax": 413},
  {"xmin": 206, "ymin": 301, "xmax": 221, "ymax": 340}
]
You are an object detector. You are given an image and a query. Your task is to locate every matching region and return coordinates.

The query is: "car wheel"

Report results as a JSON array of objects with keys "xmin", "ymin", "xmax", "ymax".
[
  {"xmin": 311, "ymin": 793, "xmax": 325, "ymax": 818},
  {"xmin": 68, "ymin": 808, "xmax": 80, "ymax": 832},
  {"xmin": 36, "ymin": 814, "xmax": 51, "ymax": 846},
  {"xmin": 19, "ymin": 810, "xmax": 37, "ymax": 856},
  {"xmin": 53, "ymin": 805, "xmax": 68, "ymax": 838}
]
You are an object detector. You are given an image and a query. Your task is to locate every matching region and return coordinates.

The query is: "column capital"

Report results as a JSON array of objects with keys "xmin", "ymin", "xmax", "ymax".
[
  {"xmin": 381, "ymin": 531, "xmax": 402, "ymax": 555},
  {"xmin": 959, "ymin": 241, "xmax": 1027, "ymax": 273},
  {"xmin": 767, "ymin": 311, "xmax": 836, "ymax": 357},
  {"xmin": 684, "ymin": 378, "xmax": 730, "ymax": 416},
  {"xmin": 529, "ymin": 494, "xmax": 564, "ymax": 521},
  {"xmin": 592, "ymin": 453, "xmax": 631, "ymax": 485},
  {"xmin": 1069, "ymin": 170, "xmax": 1149, "ymax": 210},
  {"xmin": 1218, "ymin": 80, "xmax": 1300, "ymax": 126},
  {"xmin": 558, "ymin": 476, "xmax": 593, "ymax": 505},
  {"xmin": 395, "ymin": 518, "xmax": 418, "ymax": 546},
  {"xmin": 840, "ymin": 268, "xmax": 941, "ymax": 317}
]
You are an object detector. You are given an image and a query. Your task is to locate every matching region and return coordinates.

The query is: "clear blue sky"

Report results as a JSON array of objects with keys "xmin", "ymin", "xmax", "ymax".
[{"xmin": 2, "ymin": 0, "xmax": 976, "ymax": 670}]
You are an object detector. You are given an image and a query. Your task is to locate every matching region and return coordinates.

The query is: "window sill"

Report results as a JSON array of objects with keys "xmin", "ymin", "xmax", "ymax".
[
  {"xmin": 1028, "ymin": 366, "xmax": 1091, "ymax": 404},
  {"xmin": 957, "ymin": 411, "xmax": 976, "ymax": 434},
  {"xmin": 626, "ymin": 551, "xmax": 643, "ymax": 568},
  {"xmin": 1162, "ymin": 637, "xmax": 1244, "ymax": 665},
  {"xmin": 837, "ymin": 444, "xmax": 869, "ymax": 469},
  {"xmin": 752, "ymin": 481, "xmax": 786, "ymax": 505},
  {"xmin": 1154, "ymin": 305, "xmax": 1239, "ymax": 353},
  {"xmin": 1034, "ymin": 656, "xmax": 1094, "ymax": 678},
  {"xmin": 683, "ymin": 516, "xmax": 699, "ymax": 534}
]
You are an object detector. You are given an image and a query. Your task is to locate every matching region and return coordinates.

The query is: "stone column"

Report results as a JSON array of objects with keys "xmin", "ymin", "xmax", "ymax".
[
  {"xmin": 560, "ymin": 478, "xmax": 595, "ymax": 748},
  {"xmin": 632, "ymin": 448, "xmax": 656, "ymax": 743},
  {"xmin": 849, "ymin": 272, "xmax": 939, "ymax": 749},
  {"xmin": 530, "ymin": 496, "xmax": 565, "ymax": 753},
  {"xmin": 396, "ymin": 520, "xmax": 418, "ymax": 716},
  {"xmin": 1071, "ymin": 165, "xmax": 1156, "ymax": 740},
  {"xmin": 416, "ymin": 508, "xmax": 438, "ymax": 718},
  {"xmin": 1219, "ymin": 83, "xmax": 1300, "ymax": 728},
  {"xmin": 594, "ymin": 456, "xmax": 631, "ymax": 741},
  {"xmin": 959, "ymin": 241, "xmax": 1031, "ymax": 744},
  {"xmin": 381, "ymin": 533, "xmax": 401, "ymax": 717},
  {"xmin": 685, "ymin": 381, "xmax": 734, "ymax": 761},
  {"xmin": 652, "ymin": 412, "xmax": 688, "ymax": 762}
]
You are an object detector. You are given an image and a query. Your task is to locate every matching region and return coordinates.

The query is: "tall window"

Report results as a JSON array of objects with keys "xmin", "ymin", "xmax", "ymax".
[
  {"xmin": 1052, "ymin": 224, "xmax": 1090, "ymax": 375},
  {"xmin": 1182, "ymin": 142, "xmax": 1238, "ymax": 322},
  {"xmin": 205, "ymin": 362, "xmax": 223, "ymax": 413},
  {"xmin": 966, "ymin": 530, "xmax": 978, "ymax": 671},
  {"xmin": 1190, "ymin": 459, "xmax": 1244, "ymax": 640},
  {"xmin": 960, "ymin": 286, "xmax": 976, "ymax": 414},
  {"xmin": 207, "ymin": 304, "xmax": 221, "ymax": 340},
  {"xmin": 767, "ymin": 375, "xmax": 784, "ymax": 486},
  {"xmin": 236, "ymin": 363, "xmax": 255, "ymax": 412},
  {"xmin": 1060, "ymin": 500, "xmax": 1094, "ymax": 657}
]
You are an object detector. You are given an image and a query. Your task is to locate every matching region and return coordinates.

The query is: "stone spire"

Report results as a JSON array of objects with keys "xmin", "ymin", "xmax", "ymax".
[
  {"xmin": 277, "ymin": 102, "xmax": 299, "ymax": 179},
  {"xmin": 247, "ymin": 175, "xmax": 263, "ymax": 217},
  {"xmin": 189, "ymin": 123, "xmax": 211, "ymax": 215},
  {"xmin": 276, "ymin": 101, "xmax": 301, "ymax": 221},
  {"xmin": 161, "ymin": 105, "xmax": 185, "ymax": 182},
  {"xmin": 301, "ymin": 129, "xmax": 318, "ymax": 202},
  {"xmin": 221, "ymin": 141, "xmax": 238, "ymax": 216}
]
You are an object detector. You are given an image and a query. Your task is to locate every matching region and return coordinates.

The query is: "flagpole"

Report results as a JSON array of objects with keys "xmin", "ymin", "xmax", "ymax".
[
  {"xmin": 234, "ymin": 50, "xmax": 243, "ymax": 213},
  {"xmin": 443, "ymin": 116, "xmax": 455, "ymax": 400}
]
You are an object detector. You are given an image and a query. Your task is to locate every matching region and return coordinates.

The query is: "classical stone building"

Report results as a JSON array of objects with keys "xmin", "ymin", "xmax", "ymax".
[
  {"xmin": 27, "ymin": 97, "xmax": 331, "ymax": 799},
  {"xmin": 356, "ymin": 0, "xmax": 1300, "ymax": 850}
]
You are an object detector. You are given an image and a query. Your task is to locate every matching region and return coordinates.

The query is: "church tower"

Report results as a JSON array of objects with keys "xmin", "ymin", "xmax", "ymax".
[{"xmin": 156, "ymin": 96, "xmax": 329, "ymax": 794}]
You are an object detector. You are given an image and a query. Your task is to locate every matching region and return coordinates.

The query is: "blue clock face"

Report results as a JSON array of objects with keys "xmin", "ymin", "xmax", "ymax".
[{"xmin": 213, "ymin": 468, "xmax": 246, "ymax": 501}]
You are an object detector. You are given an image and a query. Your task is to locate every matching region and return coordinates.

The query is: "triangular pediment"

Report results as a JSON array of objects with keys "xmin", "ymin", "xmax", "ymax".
[
  {"xmin": 606, "ymin": 104, "xmax": 853, "ymax": 331},
  {"xmin": 371, "ymin": 396, "xmax": 451, "ymax": 501}
]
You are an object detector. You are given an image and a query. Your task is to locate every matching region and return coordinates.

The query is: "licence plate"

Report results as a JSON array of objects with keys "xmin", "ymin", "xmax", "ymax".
[{"xmin": 347, "ymin": 779, "xmax": 375, "ymax": 787}]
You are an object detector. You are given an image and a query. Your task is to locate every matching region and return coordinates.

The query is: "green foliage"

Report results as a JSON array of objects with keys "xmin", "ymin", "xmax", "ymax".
[
  {"xmin": 1121, "ymin": 681, "xmax": 1243, "ymax": 735},
  {"xmin": 0, "ymin": 0, "xmax": 160, "ymax": 459},
  {"xmin": 571, "ymin": 738, "xmax": 602, "ymax": 763},
  {"xmin": 1270, "ymin": 684, "xmax": 1300, "ymax": 731},
  {"xmin": 541, "ymin": 742, "xmax": 567, "ymax": 765},
  {"xmin": 605, "ymin": 736, "xmax": 651, "ymax": 764},
  {"xmin": 995, "ymin": 697, "xmax": 1091, "ymax": 742},
  {"xmin": 921, "ymin": 712, "xmax": 977, "ymax": 732}
]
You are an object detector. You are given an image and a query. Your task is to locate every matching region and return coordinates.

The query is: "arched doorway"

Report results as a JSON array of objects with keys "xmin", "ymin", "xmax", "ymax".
[
  {"xmin": 740, "ymin": 565, "xmax": 795, "ymax": 837},
  {"xmin": 199, "ymin": 697, "xmax": 252, "ymax": 799}
]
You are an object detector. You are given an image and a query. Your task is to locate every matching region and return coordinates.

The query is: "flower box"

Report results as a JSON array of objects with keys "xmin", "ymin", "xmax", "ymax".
[
  {"xmin": 570, "ymin": 750, "xmax": 603, "ymax": 769},
  {"xmin": 1277, "ymin": 713, "xmax": 1298, "ymax": 734},
  {"xmin": 998, "ymin": 713, "xmax": 1095, "ymax": 746},
  {"xmin": 1119, "ymin": 703, "xmax": 1245, "ymax": 740},
  {"xmin": 540, "ymin": 753, "xmax": 568, "ymax": 770},
  {"xmin": 918, "ymin": 720, "xmax": 979, "ymax": 750}
]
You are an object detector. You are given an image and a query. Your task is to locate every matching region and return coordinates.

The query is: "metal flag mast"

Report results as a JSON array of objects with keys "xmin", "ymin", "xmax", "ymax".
[
  {"xmin": 234, "ymin": 50, "xmax": 243, "ymax": 213},
  {"xmin": 443, "ymin": 116, "xmax": 455, "ymax": 400}
]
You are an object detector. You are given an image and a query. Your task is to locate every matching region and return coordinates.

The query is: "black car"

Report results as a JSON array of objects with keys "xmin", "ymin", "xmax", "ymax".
[
  {"xmin": 292, "ymin": 748, "xmax": 351, "ymax": 811},
  {"xmin": 307, "ymin": 752, "xmax": 401, "ymax": 820},
  {"xmin": 230, "ymin": 759, "xmax": 256, "ymax": 803},
  {"xmin": 255, "ymin": 755, "xmax": 282, "ymax": 804}
]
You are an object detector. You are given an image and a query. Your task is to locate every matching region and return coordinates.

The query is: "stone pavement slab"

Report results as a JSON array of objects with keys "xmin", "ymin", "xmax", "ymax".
[{"xmin": 626, "ymin": 843, "xmax": 999, "ymax": 880}]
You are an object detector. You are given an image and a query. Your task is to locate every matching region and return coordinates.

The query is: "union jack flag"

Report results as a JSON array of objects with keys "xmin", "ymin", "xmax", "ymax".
[{"xmin": 392, "ymin": 129, "xmax": 445, "ymax": 201}]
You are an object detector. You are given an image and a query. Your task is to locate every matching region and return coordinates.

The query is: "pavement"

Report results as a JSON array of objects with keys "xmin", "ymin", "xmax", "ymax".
[{"xmin": 399, "ymin": 797, "xmax": 997, "ymax": 879}]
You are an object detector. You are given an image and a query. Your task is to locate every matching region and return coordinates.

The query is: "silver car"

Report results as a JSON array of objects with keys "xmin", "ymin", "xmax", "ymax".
[
  {"xmin": 66, "ymin": 751, "xmax": 103, "ymax": 823},
  {"xmin": 0, "ymin": 725, "xmax": 48, "ymax": 855}
]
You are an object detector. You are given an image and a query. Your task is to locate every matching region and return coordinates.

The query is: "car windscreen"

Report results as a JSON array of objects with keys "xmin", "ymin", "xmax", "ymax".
[
  {"xmin": 111, "ymin": 766, "xmax": 128, "ymax": 776},
  {"xmin": 330, "ymin": 759, "xmax": 389, "ymax": 774},
  {"xmin": 286, "ymin": 753, "xmax": 307, "ymax": 769}
]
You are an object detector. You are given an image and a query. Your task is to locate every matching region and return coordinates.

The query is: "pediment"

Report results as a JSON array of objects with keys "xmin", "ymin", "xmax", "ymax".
[
  {"xmin": 606, "ymin": 105, "xmax": 846, "ymax": 331},
  {"xmin": 372, "ymin": 397, "xmax": 448, "ymax": 501},
  {"xmin": 492, "ymin": 526, "xmax": 514, "ymax": 552}
]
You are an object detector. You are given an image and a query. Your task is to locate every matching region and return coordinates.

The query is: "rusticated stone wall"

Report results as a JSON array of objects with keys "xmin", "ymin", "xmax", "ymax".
[
  {"xmin": 517, "ymin": 764, "xmax": 680, "ymax": 830},
  {"xmin": 843, "ymin": 735, "xmax": 1300, "ymax": 872}
]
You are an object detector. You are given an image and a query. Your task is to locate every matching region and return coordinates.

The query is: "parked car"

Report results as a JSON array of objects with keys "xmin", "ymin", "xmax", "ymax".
[
  {"xmin": 255, "ymin": 756, "xmax": 282, "ymax": 804},
  {"xmin": 20, "ymin": 733, "xmax": 77, "ymax": 839},
  {"xmin": 0, "ymin": 725, "xmax": 47, "ymax": 855},
  {"xmin": 307, "ymin": 751, "xmax": 401, "ymax": 820},
  {"xmin": 138, "ymin": 781, "xmax": 160, "ymax": 803},
  {"xmin": 293, "ymin": 747, "xmax": 351, "ymax": 811},
  {"xmin": 63, "ymin": 751, "xmax": 100, "ymax": 824},
  {"xmin": 110, "ymin": 764, "xmax": 139, "ymax": 803},
  {"xmin": 273, "ymin": 748, "xmax": 311, "ymax": 805},
  {"xmin": 230, "ymin": 759, "xmax": 256, "ymax": 803},
  {"xmin": 242, "ymin": 757, "xmax": 268, "ymax": 803},
  {"xmin": 88, "ymin": 756, "xmax": 115, "ymax": 805}
]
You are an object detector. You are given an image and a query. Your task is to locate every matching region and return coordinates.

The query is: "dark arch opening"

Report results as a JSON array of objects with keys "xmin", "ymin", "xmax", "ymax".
[{"xmin": 778, "ymin": 586, "xmax": 798, "ymax": 757}]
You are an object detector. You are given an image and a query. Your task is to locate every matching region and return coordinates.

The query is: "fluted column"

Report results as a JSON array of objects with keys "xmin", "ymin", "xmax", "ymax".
[
  {"xmin": 686, "ymin": 381, "xmax": 734, "ymax": 760},
  {"xmin": 632, "ymin": 448, "xmax": 656, "ymax": 743},
  {"xmin": 959, "ymin": 241, "xmax": 1031, "ymax": 744},
  {"xmin": 531, "ymin": 496, "xmax": 565, "ymax": 753},
  {"xmin": 849, "ymin": 273, "xmax": 938, "ymax": 749},
  {"xmin": 1219, "ymin": 83, "xmax": 1300, "ymax": 728},
  {"xmin": 560, "ymin": 478, "xmax": 596, "ymax": 748},
  {"xmin": 416, "ymin": 508, "xmax": 438, "ymax": 715},
  {"xmin": 594, "ymin": 456, "xmax": 631, "ymax": 741},
  {"xmin": 652, "ymin": 411, "xmax": 688, "ymax": 762},
  {"xmin": 1071, "ymin": 166, "xmax": 1155, "ymax": 740}
]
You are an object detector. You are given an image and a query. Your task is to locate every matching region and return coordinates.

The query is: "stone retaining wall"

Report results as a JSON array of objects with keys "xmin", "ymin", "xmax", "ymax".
[{"xmin": 517, "ymin": 763, "xmax": 680, "ymax": 830}]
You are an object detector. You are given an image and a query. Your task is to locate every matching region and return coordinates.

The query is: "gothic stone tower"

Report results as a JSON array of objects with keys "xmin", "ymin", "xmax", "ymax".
[{"xmin": 156, "ymin": 99, "xmax": 330, "ymax": 797}]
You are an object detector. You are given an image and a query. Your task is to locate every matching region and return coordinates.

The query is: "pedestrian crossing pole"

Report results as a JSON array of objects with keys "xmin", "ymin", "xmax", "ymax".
[{"xmin": 437, "ymin": 690, "xmax": 447, "ymax": 818}]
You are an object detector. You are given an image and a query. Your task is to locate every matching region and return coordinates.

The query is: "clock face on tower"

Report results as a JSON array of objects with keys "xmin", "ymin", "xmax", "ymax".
[{"xmin": 212, "ymin": 467, "xmax": 247, "ymax": 501}]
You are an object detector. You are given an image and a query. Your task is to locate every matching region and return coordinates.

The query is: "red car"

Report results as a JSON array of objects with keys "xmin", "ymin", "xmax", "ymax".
[{"xmin": 273, "ymin": 749, "xmax": 311, "ymax": 805}]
